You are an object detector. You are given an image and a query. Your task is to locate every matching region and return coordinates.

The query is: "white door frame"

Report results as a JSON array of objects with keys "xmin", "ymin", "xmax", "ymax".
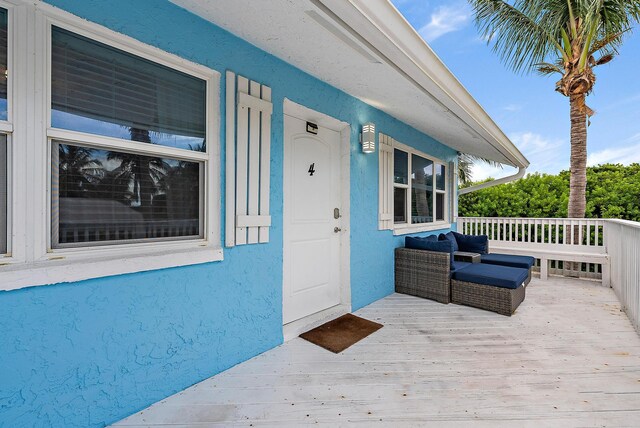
[{"xmin": 282, "ymin": 99, "xmax": 351, "ymax": 341}]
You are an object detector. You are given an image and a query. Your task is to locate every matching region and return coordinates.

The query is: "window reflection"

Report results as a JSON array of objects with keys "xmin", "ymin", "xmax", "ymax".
[
  {"xmin": 411, "ymin": 155, "xmax": 433, "ymax": 224},
  {"xmin": 436, "ymin": 193, "xmax": 445, "ymax": 221},
  {"xmin": 53, "ymin": 141, "xmax": 202, "ymax": 247},
  {"xmin": 51, "ymin": 26, "xmax": 206, "ymax": 151},
  {"xmin": 394, "ymin": 149, "xmax": 408, "ymax": 184},
  {"xmin": 394, "ymin": 187, "xmax": 406, "ymax": 223},
  {"xmin": 435, "ymin": 164, "xmax": 445, "ymax": 191}
]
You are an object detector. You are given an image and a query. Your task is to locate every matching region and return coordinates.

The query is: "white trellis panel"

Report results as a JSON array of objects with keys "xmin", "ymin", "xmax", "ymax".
[
  {"xmin": 226, "ymin": 72, "xmax": 272, "ymax": 247},
  {"xmin": 378, "ymin": 133, "xmax": 394, "ymax": 230}
]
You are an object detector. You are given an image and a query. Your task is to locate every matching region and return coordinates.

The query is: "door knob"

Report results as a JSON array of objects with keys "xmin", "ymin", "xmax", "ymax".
[{"xmin": 334, "ymin": 227, "xmax": 342, "ymax": 233}]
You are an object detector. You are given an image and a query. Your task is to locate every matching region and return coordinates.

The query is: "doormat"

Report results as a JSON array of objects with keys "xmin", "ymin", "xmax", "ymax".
[{"xmin": 299, "ymin": 313, "xmax": 383, "ymax": 353}]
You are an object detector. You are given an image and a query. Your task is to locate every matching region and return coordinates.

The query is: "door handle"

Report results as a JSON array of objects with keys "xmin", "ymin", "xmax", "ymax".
[{"xmin": 334, "ymin": 227, "xmax": 342, "ymax": 233}]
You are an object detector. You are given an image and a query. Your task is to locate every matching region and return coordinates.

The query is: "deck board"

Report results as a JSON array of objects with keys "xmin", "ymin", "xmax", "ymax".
[{"xmin": 112, "ymin": 278, "xmax": 640, "ymax": 427}]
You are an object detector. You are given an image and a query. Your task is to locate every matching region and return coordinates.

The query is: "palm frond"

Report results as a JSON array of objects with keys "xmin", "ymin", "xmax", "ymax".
[
  {"xmin": 589, "ymin": 29, "xmax": 628, "ymax": 55},
  {"xmin": 469, "ymin": 0, "xmax": 564, "ymax": 73},
  {"xmin": 535, "ymin": 62, "xmax": 564, "ymax": 75},
  {"xmin": 469, "ymin": 0, "xmax": 640, "ymax": 75},
  {"xmin": 595, "ymin": 53, "xmax": 615, "ymax": 65},
  {"xmin": 458, "ymin": 153, "xmax": 503, "ymax": 184}
]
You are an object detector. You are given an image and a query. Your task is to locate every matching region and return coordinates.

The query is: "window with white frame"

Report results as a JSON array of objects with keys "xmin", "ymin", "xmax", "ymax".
[
  {"xmin": 49, "ymin": 26, "xmax": 209, "ymax": 248},
  {"xmin": 379, "ymin": 133, "xmax": 449, "ymax": 232},
  {"xmin": 0, "ymin": 6, "xmax": 8, "ymax": 255},
  {"xmin": 0, "ymin": 1, "xmax": 222, "ymax": 291}
]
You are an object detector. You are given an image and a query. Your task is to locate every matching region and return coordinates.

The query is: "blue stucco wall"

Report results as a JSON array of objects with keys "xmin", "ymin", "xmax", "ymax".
[{"xmin": 0, "ymin": 1, "xmax": 457, "ymax": 427}]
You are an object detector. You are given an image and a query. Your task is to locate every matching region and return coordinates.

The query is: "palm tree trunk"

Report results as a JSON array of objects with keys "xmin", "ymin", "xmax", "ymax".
[
  {"xmin": 568, "ymin": 94, "xmax": 588, "ymax": 219},
  {"xmin": 568, "ymin": 93, "xmax": 588, "ymax": 275}
]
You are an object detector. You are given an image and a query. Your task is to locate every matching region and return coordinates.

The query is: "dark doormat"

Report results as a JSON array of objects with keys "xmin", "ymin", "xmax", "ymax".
[{"xmin": 299, "ymin": 313, "xmax": 383, "ymax": 353}]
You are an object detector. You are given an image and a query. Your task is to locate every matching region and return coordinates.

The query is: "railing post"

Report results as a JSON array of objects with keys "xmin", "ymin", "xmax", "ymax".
[
  {"xmin": 540, "ymin": 256, "xmax": 548, "ymax": 281},
  {"xmin": 601, "ymin": 220, "xmax": 612, "ymax": 288}
]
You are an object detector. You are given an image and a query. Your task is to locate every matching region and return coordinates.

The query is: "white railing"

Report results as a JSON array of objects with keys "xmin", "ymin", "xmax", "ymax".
[
  {"xmin": 605, "ymin": 219, "xmax": 640, "ymax": 333},
  {"xmin": 458, "ymin": 217, "xmax": 640, "ymax": 334},
  {"xmin": 458, "ymin": 217, "xmax": 608, "ymax": 282},
  {"xmin": 458, "ymin": 217, "xmax": 605, "ymax": 247}
]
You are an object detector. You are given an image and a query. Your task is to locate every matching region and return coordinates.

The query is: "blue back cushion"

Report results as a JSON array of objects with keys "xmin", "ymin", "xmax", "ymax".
[
  {"xmin": 452, "ymin": 231, "xmax": 488, "ymax": 254},
  {"xmin": 405, "ymin": 236, "xmax": 454, "ymax": 269},
  {"xmin": 438, "ymin": 231, "xmax": 459, "ymax": 252}
]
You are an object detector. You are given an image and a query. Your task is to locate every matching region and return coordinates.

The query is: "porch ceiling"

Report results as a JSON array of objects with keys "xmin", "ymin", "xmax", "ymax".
[{"xmin": 170, "ymin": 0, "xmax": 529, "ymax": 168}]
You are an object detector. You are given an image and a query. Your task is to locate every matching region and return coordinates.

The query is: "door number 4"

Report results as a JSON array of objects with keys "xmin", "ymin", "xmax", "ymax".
[{"xmin": 308, "ymin": 163, "xmax": 316, "ymax": 176}]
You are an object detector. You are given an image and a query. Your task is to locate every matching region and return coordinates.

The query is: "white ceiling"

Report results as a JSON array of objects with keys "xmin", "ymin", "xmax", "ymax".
[{"xmin": 170, "ymin": 0, "xmax": 528, "ymax": 167}]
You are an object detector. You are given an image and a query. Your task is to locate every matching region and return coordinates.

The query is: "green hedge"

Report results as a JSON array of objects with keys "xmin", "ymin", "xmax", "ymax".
[{"xmin": 459, "ymin": 163, "xmax": 640, "ymax": 221}]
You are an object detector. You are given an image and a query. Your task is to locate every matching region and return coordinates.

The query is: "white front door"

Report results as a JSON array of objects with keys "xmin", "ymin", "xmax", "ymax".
[{"xmin": 283, "ymin": 114, "xmax": 342, "ymax": 324}]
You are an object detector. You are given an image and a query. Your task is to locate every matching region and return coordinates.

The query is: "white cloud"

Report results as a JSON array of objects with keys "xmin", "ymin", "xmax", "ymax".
[
  {"xmin": 418, "ymin": 4, "xmax": 470, "ymax": 42},
  {"xmin": 503, "ymin": 104, "xmax": 522, "ymax": 112},
  {"xmin": 471, "ymin": 131, "xmax": 640, "ymax": 182},
  {"xmin": 470, "ymin": 132, "xmax": 568, "ymax": 181},
  {"xmin": 470, "ymin": 162, "xmax": 511, "ymax": 182},
  {"xmin": 587, "ymin": 133, "xmax": 640, "ymax": 166}
]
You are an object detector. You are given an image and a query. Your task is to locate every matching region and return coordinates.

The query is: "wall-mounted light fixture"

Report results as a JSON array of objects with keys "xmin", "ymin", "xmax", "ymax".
[{"xmin": 360, "ymin": 122, "xmax": 376, "ymax": 153}]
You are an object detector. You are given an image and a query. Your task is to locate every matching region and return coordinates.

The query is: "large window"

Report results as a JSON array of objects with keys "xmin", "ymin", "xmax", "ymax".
[
  {"xmin": 49, "ymin": 26, "xmax": 209, "ymax": 248},
  {"xmin": 52, "ymin": 143, "xmax": 202, "ymax": 247},
  {"xmin": 393, "ymin": 148, "xmax": 447, "ymax": 227},
  {"xmin": 0, "ymin": 3, "xmax": 222, "ymax": 290}
]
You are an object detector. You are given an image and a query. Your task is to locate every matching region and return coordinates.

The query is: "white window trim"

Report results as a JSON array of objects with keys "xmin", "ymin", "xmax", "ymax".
[
  {"xmin": 0, "ymin": 1, "xmax": 222, "ymax": 291},
  {"xmin": 0, "ymin": 0, "xmax": 25, "ymax": 266},
  {"xmin": 391, "ymin": 140, "xmax": 451, "ymax": 236}
]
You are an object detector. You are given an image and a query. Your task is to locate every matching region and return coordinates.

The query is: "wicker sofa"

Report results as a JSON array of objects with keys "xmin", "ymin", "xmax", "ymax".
[
  {"xmin": 395, "ymin": 247, "xmax": 527, "ymax": 316},
  {"xmin": 395, "ymin": 248, "xmax": 452, "ymax": 304}
]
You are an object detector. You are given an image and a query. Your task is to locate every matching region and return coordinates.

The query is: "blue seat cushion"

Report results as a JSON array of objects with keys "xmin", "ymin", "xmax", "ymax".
[
  {"xmin": 481, "ymin": 253, "xmax": 535, "ymax": 270},
  {"xmin": 450, "ymin": 261, "xmax": 471, "ymax": 278},
  {"xmin": 451, "ymin": 232, "xmax": 489, "ymax": 254},
  {"xmin": 405, "ymin": 236, "xmax": 454, "ymax": 269},
  {"xmin": 438, "ymin": 231, "xmax": 459, "ymax": 252},
  {"xmin": 452, "ymin": 263, "xmax": 528, "ymax": 290}
]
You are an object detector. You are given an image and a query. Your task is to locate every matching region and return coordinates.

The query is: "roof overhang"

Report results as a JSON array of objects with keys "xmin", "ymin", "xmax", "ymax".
[{"xmin": 170, "ymin": 0, "xmax": 529, "ymax": 168}]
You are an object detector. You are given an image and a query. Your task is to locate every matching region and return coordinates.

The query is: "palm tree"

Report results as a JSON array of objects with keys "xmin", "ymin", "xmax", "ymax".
[
  {"xmin": 469, "ymin": 0, "xmax": 640, "ymax": 221},
  {"xmin": 458, "ymin": 153, "xmax": 503, "ymax": 185},
  {"xmin": 58, "ymin": 145, "xmax": 104, "ymax": 197},
  {"xmin": 105, "ymin": 128, "xmax": 169, "ymax": 218}
]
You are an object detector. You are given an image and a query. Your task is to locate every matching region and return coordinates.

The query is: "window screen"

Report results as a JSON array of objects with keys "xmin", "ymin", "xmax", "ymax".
[
  {"xmin": 52, "ymin": 142, "xmax": 202, "ymax": 247},
  {"xmin": 436, "ymin": 193, "xmax": 445, "ymax": 221},
  {"xmin": 394, "ymin": 149, "xmax": 408, "ymax": 184},
  {"xmin": 51, "ymin": 26, "xmax": 206, "ymax": 151},
  {"xmin": 411, "ymin": 154, "xmax": 433, "ymax": 224},
  {"xmin": 0, "ymin": 135, "xmax": 6, "ymax": 253},
  {"xmin": 435, "ymin": 164, "xmax": 445, "ymax": 191},
  {"xmin": 394, "ymin": 187, "xmax": 406, "ymax": 223}
]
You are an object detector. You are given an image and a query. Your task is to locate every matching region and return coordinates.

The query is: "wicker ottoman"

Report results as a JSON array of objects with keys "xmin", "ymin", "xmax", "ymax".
[{"xmin": 451, "ymin": 280, "xmax": 525, "ymax": 316}]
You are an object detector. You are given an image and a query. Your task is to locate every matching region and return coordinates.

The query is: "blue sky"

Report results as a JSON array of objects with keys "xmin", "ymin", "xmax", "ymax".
[{"xmin": 391, "ymin": 0, "xmax": 640, "ymax": 181}]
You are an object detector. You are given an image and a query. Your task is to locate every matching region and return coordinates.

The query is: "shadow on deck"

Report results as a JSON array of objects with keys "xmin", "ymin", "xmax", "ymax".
[{"xmin": 113, "ymin": 278, "xmax": 640, "ymax": 427}]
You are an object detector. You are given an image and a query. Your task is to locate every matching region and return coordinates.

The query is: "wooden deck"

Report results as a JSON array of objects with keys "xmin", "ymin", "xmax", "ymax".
[{"xmin": 112, "ymin": 278, "xmax": 640, "ymax": 427}]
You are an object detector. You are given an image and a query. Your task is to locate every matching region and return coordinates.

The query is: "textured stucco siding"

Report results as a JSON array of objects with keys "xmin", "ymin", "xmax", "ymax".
[{"xmin": 0, "ymin": 1, "xmax": 457, "ymax": 427}]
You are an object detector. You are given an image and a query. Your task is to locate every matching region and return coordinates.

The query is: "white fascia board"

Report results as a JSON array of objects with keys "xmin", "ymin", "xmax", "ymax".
[{"xmin": 323, "ymin": 0, "xmax": 529, "ymax": 168}]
